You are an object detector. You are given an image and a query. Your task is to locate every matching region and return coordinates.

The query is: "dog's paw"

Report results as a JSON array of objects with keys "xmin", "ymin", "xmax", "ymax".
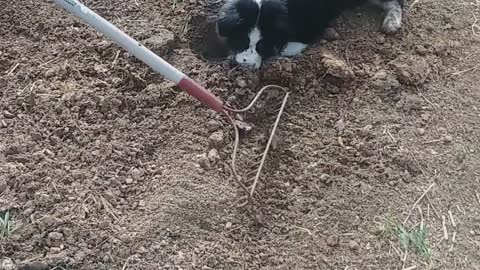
[
  {"xmin": 382, "ymin": 11, "xmax": 402, "ymax": 34},
  {"xmin": 280, "ymin": 42, "xmax": 308, "ymax": 57}
]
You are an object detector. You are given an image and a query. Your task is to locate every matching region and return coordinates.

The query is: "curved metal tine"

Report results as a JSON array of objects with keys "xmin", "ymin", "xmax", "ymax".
[
  {"xmin": 223, "ymin": 85, "xmax": 288, "ymax": 113},
  {"xmin": 248, "ymin": 92, "xmax": 289, "ymax": 197}
]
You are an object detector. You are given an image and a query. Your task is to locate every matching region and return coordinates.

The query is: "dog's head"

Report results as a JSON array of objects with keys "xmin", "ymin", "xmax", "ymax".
[{"xmin": 216, "ymin": 0, "xmax": 289, "ymax": 69}]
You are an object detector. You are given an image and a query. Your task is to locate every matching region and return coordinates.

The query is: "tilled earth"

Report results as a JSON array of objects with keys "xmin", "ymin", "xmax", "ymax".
[{"xmin": 1, "ymin": 0, "xmax": 480, "ymax": 269}]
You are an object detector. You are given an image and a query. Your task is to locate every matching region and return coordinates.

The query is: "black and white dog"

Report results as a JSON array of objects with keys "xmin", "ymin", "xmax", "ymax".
[{"xmin": 216, "ymin": 0, "xmax": 403, "ymax": 69}]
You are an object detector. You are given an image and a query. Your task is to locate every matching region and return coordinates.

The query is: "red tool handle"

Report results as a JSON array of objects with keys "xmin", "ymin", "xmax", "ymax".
[{"xmin": 178, "ymin": 76, "xmax": 224, "ymax": 112}]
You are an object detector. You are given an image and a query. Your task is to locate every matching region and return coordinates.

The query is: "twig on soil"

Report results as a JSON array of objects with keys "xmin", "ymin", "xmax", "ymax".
[
  {"xmin": 422, "ymin": 139, "xmax": 443, "ymax": 145},
  {"xmin": 448, "ymin": 210, "xmax": 457, "ymax": 228},
  {"xmin": 449, "ymin": 231, "xmax": 456, "ymax": 252},
  {"xmin": 426, "ymin": 194, "xmax": 441, "ymax": 219},
  {"xmin": 408, "ymin": 0, "xmax": 422, "ymax": 11},
  {"xmin": 38, "ymin": 57, "xmax": 60, "ymax": 68},
  {"xmin": 475, "ymin": 191, "xmax": 480, "ymax": 206},
  {"xmin": 403, "ymin": 266, "xmax": 417, "ymax": 270},
  {"xmin": 472, "ymin": 13, "xmax": 479, "ymax": 36},
  {"xmin": 6, "ymin": 63, "xmax": 19, "ymax": 76},
  {"xmin": 450, "ymin": 64, "xmax": 480, "ymax": 76},
  {"xmin": 419, "ymin": 93, "xmax": 438, "ymax": 109},
  {"xmin": 401, "ymin": 248, "xmax": 408, "ymax": 270},
  {"xmin": 403, "ymin": 183, "xmax": 435, "ymax": 224},
  {"xmin": 112, "ymin": 50, "xmax": 121, "ymax": 67},
  {"xmin": 122, "ymin": 256, "xmax": 132, "ymax": 270},
  {"xmin": 442, "ymin": 215, "xmax": 449, "ymax": 240},
  {"xmin": 292, "ymin": 225, "xmax": 313, "ymax": 236}
]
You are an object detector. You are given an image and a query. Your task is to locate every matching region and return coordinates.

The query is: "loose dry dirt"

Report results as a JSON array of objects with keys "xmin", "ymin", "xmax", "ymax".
[{"xmin": 1, "ymin": 0, "xmax": 480, "ymax": 269}]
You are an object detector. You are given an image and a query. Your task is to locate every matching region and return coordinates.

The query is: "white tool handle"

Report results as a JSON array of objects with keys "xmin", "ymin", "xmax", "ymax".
[{"xmin": 53, "ymin": 0, "xmax": 184, "ymax": 84}]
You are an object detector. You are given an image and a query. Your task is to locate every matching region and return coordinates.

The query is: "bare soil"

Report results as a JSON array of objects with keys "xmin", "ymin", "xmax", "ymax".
[{"xmin": 1, "ymin": 0, "xmax": 480, "ymax": 269}]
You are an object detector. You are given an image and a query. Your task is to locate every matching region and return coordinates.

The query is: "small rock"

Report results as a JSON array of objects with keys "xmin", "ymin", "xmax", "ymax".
[
  {"xmin": 130, "ymin": 168, "xmax": 142, "ymax": 181},
  {"xmin": 415, "ymin": 45, "xmax": 428, "ymax": 56},
  {"xmin": 44, "ymin": 69, "xmax": 55, "ymax": 78},
  {"xmin": 334, "ymin": 119, "xmax": 346, "ymax": 132},
  {"xmin": 125, "ymin": 178, "xmax": 133, "ymax": 184},
  {"xmin": 225, "ymin": 222, "xmax": 232, "ymax": 229},
  {"xmin": 348, "ymin": 240, "xmax": 359, "ymax": 250},
  {"xmin": 444, "ymin": 135, "xmax": 453, "ymax": 143},
  {"xmin": 111, "ymin": 77, "xmax": 122, "ymax": 88},
  {"xmin": 5, "ymin": 145, "xmax": 20, "ymax": 156},
  {"xmin": 3, "ymin": 110, "xmax": 15, "ymax": 119},
  {"xmin": 207, "ymin": 149, "xmax": 220, "ymax": 164},
  {"xmin": 1, "ymin": 258, "xmax": 15, "ymax": 270},
  {"xmin": 197, "ymin": 154, "xmax": 210, "ymax": 170},
  {"xmin": 236, "ymin": 78, "xmax": 247, "ymax": 88},
  {"xmin": 376, "ymin": 36, "xmax": 386, "ymax": 44},
  {"xmin": 48, "ymin": 232, "xmax": 63, "ymax": 241},
  {"xmin": 0, "ymin": 120, "xmax": 7, "ymax": 128},
  {"xmin": 417, "ymin": 128, "xmax": 426, "ymax": 135},
  {"xmin": 31, "ymin": 132, "xmax": 43, "ymax": 141},
  {"xmin": 430, "ymin": 149, "xmax": 438, "ymax": 155},
  {"xmin": 391, "ymin": 56, "xmax": 430, "ymax": 86},
  {"xmin": 326, "ymin": 235, "xmax": 339, "ymax": 247},
  {"xmin": 206, "ymin": 120, "xmax": 221, "ymax": 132},
  {"xmin": 323, "ymin": 28, "xmax": 339, "ymax": 41},
  {"xmin": 209, "ymin": 130, "xmax": 224, "ymax": 148},
  {"xmin": 319, "ymin": 173, "xmax": 331, "ymax": 185},
  {"xmin": 321, "ymin": 53, "xmax": 354, "ymax": 81}
]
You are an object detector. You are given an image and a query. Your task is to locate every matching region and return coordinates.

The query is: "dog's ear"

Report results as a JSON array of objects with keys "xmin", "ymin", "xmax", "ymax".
[
  {"xmin": 216, "ymin": 12, "xmax": 242, "ymax": 37},
  {"xmin": 216, "ymin": 0, "xmax": 244, "ymax": 37}
]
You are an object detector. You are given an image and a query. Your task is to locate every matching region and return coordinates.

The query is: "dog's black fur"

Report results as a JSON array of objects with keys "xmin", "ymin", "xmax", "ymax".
[{"xmin": 216, "ymin": 0, "xmax": 403, "ymax": 68}]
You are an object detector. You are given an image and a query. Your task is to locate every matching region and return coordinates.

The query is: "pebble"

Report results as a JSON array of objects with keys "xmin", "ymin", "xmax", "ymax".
[
  {"xmin": 3, "ymin": 110, "xmax": 15, "ymax": 119},
  {"xmin": 0, "ymin": 258, "xmax": 15, "ymax": 270},
  {"xmin": 319, "ymin": 173, "xmax": 332, "ymax": 185},
  {"xmin": 48, "ymin": 232, "xmax": 63, "ymax": 241},
  {"xmin": 44, "ymin": 69, "xmax": 56, "ymax": 78},
  {"xmin": 125, "ymin": 178, "xmax": 133, "ymax": 184},
  {"xmin": 111, "ymin": 77, "xmax": 122, "ymax": 88},
  {"xmin": 348, "ymin": 240, "xmax": 359, "ymax": 250},
  {"xmin": 130, "ymin": 168, "xmax": 142, "ymax": 181},
  {"xmin": 0, "ymin": 120, "xmax": 7, "ymax": 128},
  {"xmin": 323, "ymin": 27, "xmax": 340, "ymax": 41},
  {"xmin": 444, "ymin": 135, "xmax": 453, "ymax": 143},
  {"xmin": 207, "ymin": 149, "xmax": 220, "ymax": 163},
  {"xmin": 197, "ymin": 154, "xmax": 211, "ymax": 170},
  {"xmin": 326, "ymin": 235, "xmax": 339, "ymax": 247},
  {"xmin": 376, "ymin": 36, "xmax": 386, "ymax": 44},
  {"xmin": 417, "ymin": 128, "xmax": 426, "ymax": 136},
  {"xmin": 225, "ymin": 222, "xmax": 232, "ymax": 229},
  {"xmin": 209, "ymin": 130, "xmax": 224, "ymax": 148},
  {"xmin": 415, "ymin": 45, "xmax": 428, "ymax": 56},
  {"xmin": 17, "ymin": 261, "xmax": 49, "ymax": 270}
]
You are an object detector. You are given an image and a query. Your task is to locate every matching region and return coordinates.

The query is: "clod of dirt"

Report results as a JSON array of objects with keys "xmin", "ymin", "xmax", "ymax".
[
  {"xmin": 130, "ymin": 168, "xmax": 142, "ymax": 181},
  {"xmin": 207, "ymin": 149, "xmax": 220, "ymax": 164},
  {"xmin": 5, "ymin": 144, "xmax": 21, "ymax": 156},
  {"xmin": 17, "ymin": 261, "xmax": 49, "ymax": 270},
  {"xmin": 390, "ymin": 56, "xmax": 430, "ymax": 86},
  {"xmin": 209, "ymin": 130, "xmax": 225, "ymax": 148},
  {"xmin": 142, "ymin": 29, "xmax": 176, "ymax": 57},
  {"xmin": 417, "ymin": 128, "xmax": 426, "ymax": 136},
  {"xmin": 197, "ymin": 153, "xmax": 211, "ymax": 169},
  {"xmin": 206, "ymin": 119, "xmax": 221, "ymax": 132},
  {"xmin": 396, "ymin": 94, "xmax": 423, "ymax": 111},
  {"xmin": 348, "ymin": 240, "xmax": 360, "ymax": 250},
  {"xmin": 370, "ymin": 70, "xmax": 401, "ymax": 91},
  {"xmin": 323, "ymin": 28, "xmax": 340, "ymax": 41},
  {"xmin": 321, "ymin": 53, "xmax": 354, "ymax": 81},
  {"xmin": 3, "ymin": 110, "xmax": 15, "ymax": 119},
  {"xmin": 444, "ymin": 134, "xmax": 453, "ymax": 143},
  {"xmin": 261, "ymin": 58, "xmax": 298, "ymax": 86},
  {"xmin": 326, "ymin": 235, "xmax": 339, "ymax": 247},
  {"xmin": 47, "ymin": 232, "xmax": 63, "ymax": 247}
]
